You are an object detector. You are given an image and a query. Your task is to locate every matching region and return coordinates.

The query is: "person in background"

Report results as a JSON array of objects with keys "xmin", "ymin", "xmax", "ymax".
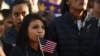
[
  {"xmin": 45, "ymin": 0, "xmax": 100, "ymax": 56},
  {"xmin": 92, "ymin": 0, "xmax": 100, "ymax": 18},
  {"xmin": 87, "ymin": 0, "xmax": 94, "ymax": 15},
  {"xmin": 88, "ymin": 0, "xmax": 100, "ymax": 56},
  {"xmin": 9, "ymin": 14, "xmax": 58, "ymax": 56},
  {"xmin": 1, "ymin": 9, "xmax": 13, "ymax": 32},
  {"xmin": 0, "ymin": 11, "xmax": 12, "ymax": 56},
  {"xmin": 24, "ymin": 0, "xmax": 39, "ymax": 13},
  {"xmin": 17, "ymin": 0, "xmax": 55, "ymax": 24},
  {"xmin": 15, "ymin": 0, "xmax": 39, "ymax": 14},
  {"xmin": 88, "ymin": 38, "xmax": 100, "ymax": 56},
  {"xmin": 3, "ymin": 0, "xmax": 30, "ymax": 46}
]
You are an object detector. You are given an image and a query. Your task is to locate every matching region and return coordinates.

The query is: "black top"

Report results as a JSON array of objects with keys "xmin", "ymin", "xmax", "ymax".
[{"xmin": 9, "ymin": 45, "xmax": 58, "ymax": 56}]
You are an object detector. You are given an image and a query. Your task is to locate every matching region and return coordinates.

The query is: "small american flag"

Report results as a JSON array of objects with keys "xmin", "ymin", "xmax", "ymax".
[{"xmin": 39, "ymin": 38, "xmax": 57, "ymax": 54}]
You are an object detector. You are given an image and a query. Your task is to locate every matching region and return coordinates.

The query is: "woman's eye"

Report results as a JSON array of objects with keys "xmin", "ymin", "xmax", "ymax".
[
  {"xmin": 32, "ymin": 26, "xmax": 38, "ymax": 29},
  {"xmin": 32, "ymin": 25, "xmax": 45, "ymax": 29},
  {"xmin": 42, "ymin": 26, "xmax": 45, "ymax": 29}
]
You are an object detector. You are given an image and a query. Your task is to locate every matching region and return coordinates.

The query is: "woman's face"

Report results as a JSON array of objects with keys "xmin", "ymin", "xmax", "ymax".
[
  {"xmin": 28, "ymin": 19, "xmax": 45, "ymax": 42},
  {"xmin": 4, "ymin": 16, "xmax": 13, "ymax": 32}
]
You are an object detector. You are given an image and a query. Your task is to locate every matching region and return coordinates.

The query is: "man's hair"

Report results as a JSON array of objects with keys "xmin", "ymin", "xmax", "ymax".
[
  {"xmin": 1, "ymin": 9, "xmax": 11, "ymax": 19},
  {"xmin": 10, "ymin": 0, "xmax": 29, "ymax": 13},
  {"xmin": 60, "ymin": 0, "xmax": 69, "ymax": 15}
]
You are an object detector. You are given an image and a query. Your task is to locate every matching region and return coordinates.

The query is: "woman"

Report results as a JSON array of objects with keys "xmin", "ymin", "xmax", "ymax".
[{"xmin": 9, "ymin": 14, "xmax": 57, "ymax": 56}]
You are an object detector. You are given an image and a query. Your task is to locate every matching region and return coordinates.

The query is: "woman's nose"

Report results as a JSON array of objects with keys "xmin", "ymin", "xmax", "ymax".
[{"xmin": 38, "ymin": 28, "xmax": 43, "ymax": 33}]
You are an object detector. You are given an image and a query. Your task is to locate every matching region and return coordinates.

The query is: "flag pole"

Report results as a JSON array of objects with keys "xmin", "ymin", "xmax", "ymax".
[{"xmin": 38, "ymin": 37, "xmax": 45, "ymax": 56}]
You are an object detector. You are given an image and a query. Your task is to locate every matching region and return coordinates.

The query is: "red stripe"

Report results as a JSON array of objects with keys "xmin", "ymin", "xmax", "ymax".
[{"xmin": 41, "ymin": 40, "xmax": 57, "ymax": 54}]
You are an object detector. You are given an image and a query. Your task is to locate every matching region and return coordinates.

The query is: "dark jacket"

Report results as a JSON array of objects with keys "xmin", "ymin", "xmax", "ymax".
[
  {"xmin": 9, "ymin": 45, "xmax": 58, "ymax": 56},
  {"xmin": 88, "ymin": 38, "xmax": 100, "ymax": 56},
  {"xmin": 3, "ymin": 26, "xmax": 18, "ymax": 45},
  {"xmin": 45, "ymin": 11, "xmax": 99, "ymax": 56}
]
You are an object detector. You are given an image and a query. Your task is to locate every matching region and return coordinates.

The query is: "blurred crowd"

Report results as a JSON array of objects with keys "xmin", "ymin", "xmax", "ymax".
[{"xmin": 0, "ymin": 0, "xmax": 100, "ymax": 56}]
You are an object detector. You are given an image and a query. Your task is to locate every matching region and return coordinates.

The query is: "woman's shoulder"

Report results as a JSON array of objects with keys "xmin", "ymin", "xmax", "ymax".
[{"xmin": 11, "ymin": 45, "xmax": 26, "ymax": 52}]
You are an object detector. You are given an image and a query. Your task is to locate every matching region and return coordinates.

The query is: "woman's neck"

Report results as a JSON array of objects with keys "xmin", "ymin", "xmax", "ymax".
[
  {"xmin": 30, "ymin": 42, "xmax": 39, "ymax": 51},
  {"xmin": 69, "ymin": 8, "xmax": 85, "ymax": 20}
]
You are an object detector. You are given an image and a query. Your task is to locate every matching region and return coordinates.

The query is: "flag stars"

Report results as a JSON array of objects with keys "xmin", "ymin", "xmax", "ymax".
[
  {"xmin": 39, "ymin": 3, "xmax": 46, "ymax": 11},
  {"xmin": 49, "ymin": 5, "xmax": 55, "ymax": 12}
]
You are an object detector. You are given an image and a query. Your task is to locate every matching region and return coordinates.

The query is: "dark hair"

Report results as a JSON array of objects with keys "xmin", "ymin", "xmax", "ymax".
[
  {"xmin": 1, "ymin": 9, "xmax": 11, "ymax": 20},
  {"xmin": 16, "ymin": 14, "xmax": 47, "ymax": 46},
  {"xmin": 60, "ymin": 0, "xmax": 69, "ymax": 15},
  {"xmin": 10, "ymin": 0, "xmax": 30, "ymax": 13}
]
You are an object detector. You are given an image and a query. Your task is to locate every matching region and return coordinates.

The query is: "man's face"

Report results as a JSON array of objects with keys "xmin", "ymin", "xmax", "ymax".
[
  {"xmin": 12, "ymin": 4, "xmax": 29, "ymax": 31},
  {"xmin": 67, "ymin": 0, "xmax": 88, "ymax": 10}
]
